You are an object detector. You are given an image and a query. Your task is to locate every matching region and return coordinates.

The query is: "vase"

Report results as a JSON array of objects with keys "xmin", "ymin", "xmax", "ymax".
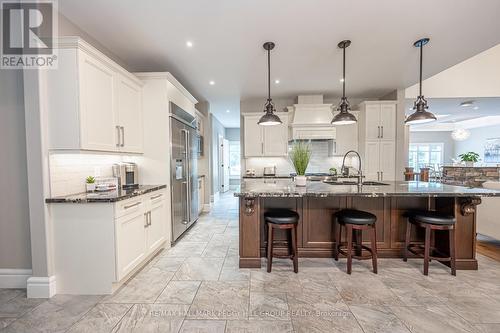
[
  {"xmin": 86, "ymin": 183, "xmax": 96, "ymax": 192},
  {"xmin": 295, "ymin": 175, "xmax": 307, "ymax": 187},
  {"xmin": 465, "ymin": 161, "xmax": 474, "ymax": 167}
]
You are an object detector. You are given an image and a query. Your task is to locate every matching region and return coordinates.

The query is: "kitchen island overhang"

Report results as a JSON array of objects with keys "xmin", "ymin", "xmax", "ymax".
[{"xmin": 234, "ymin": 180, "xmax": 500, "ymax": 270}]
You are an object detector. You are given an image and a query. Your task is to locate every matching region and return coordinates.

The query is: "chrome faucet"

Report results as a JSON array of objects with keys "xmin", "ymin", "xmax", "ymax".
[{"xmin": 341, "ymin": 150, "xmax": 363, "ymax": 186}]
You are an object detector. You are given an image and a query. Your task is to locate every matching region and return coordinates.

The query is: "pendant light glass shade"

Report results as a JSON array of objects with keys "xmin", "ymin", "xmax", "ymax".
[
  {"xmin": 406, "ymin": 38, "xmax": 437, "ymax": 125},
  {"xmin": 332, "ymin": 40, "xmax": 357, "ymax": 125},
  {"xmin": 258, "ymin": 42, "xmax": 282, "ymax": 126}
]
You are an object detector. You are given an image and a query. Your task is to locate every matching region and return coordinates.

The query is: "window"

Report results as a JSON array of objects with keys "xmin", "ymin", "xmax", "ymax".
[
  {"xmin": 228, "ymin": 141, "xmax": 241, "ymax": 177},
  {"xmin": 408, "ymin": 143, "xmax": 444, "ymax": 172}
]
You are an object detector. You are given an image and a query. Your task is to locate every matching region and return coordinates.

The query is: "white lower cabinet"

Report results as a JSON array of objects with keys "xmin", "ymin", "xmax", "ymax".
[
  {"xmin": 145, "ymin": 192, "xmax": 167, "ymax": 254},
  {"xmin": 115, "ymin": 204, "xmax": 147, "ymax": 281},
  {"xmin": 364, "ymin": 141, "xmax": 396, "ymax": 181},
  {"xmin": 52, "ymin": 189, "xmax": 169, "ymax": 295}
]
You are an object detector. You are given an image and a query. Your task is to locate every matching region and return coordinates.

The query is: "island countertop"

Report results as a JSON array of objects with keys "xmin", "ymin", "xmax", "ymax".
[{"xmin": 234, "ymin": 180, "xmax": 500, "ymax": 198}]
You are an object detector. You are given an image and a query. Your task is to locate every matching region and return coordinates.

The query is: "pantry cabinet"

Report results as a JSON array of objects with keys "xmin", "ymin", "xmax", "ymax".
[
  {"xmin": 358, "ymin": 101, "xmax": 397, "ymax": 181},
  {"xmin": 47, "ymin": 37, "xmax": 143, "ymax": 153},
  {"xmin": 243, "ymin": 113, "xmax": 288, "ymax": 157}
]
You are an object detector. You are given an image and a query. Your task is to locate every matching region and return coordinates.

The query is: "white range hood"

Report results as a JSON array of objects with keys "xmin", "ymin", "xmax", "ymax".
[{"xmin": 287, "ymin": 95, "xmax": 336, "ymax": 140}]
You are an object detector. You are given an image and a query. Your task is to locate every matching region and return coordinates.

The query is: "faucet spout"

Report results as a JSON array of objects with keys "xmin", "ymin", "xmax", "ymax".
[{"xmin": 341, "ymin": 150, "xmax": 363, "ymax": 186}]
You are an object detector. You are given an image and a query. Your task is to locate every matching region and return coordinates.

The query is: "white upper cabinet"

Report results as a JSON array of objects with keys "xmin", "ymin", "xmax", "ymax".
[
  {"xmin": 47, "ymin": 38, "xmax": 144, "ymax": 153},
  {"xmin": 116, "ymin": 74, "xmax": 143, "ymax": 153},
  {"xmin": 358, "ymin": 101, "xmax": 398, "ymax": 181},
  {"xmin": 243, "ymin": 115, "xmax": 263, "ymax": 157},
  {"xmin": 379, "ymin": 104, "xmax": 396, "ymax": 141},
  {"xmin": 79, "ymin": 52, "xmax": 118, "ymax": 151},
  {"xmin": 243, "ymin": 113, "xmax": 288, "ymax": 157}
]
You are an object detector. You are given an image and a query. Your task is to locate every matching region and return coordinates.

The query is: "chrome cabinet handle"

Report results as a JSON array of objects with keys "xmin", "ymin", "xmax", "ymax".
[
  {"xmin": 116, "ymin": 126, "xmax": 121, "ymax": 147},
  {"xmin": 151, "ymin": 194, "xmax": 162, "ymax": 200},
  {"xmin": 124, "ymin": 202, "xmax": 141, "ymax": 209},
  {"xmin": 148, "ymin": 212, "xmax": 152, "ymax": 226},
  {"xmin": 377, "ymin": 126, "xmax": 380, "ymax": 139},
  {"xmin": 381, "ymin": 171, "xmax": 383, "ymax": 181},
  {"xmin": 261, "ymin": 142, "xmax": 264, "ymax": 155},
  {"xmin": 144, "ymin": 212, "xmax": 148, "ymax": 228},
  {"xmin": 381, "ymin": 126, "xmax": 384, "ymax": 138},
  {"xmin": 120, "ymin": 126, "xmax": 125, "ymax": 147}
]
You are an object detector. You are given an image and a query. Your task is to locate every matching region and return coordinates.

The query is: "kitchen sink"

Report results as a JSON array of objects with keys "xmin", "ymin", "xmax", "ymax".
[{"xmin": 323, "ymin": 180, "xmax": 389, "ymax": 186}]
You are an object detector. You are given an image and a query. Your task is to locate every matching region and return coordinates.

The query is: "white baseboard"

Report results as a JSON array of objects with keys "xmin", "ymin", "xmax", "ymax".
[
  {"xmin": 0, "ymin": 269, "xmax": 32, "ymax": 288},
  {"xmin": 27, "ymin": 276, "xmax": 56, "ymax": 298}
]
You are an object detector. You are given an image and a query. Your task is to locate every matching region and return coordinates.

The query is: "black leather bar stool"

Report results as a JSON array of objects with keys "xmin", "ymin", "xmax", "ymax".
[
  {"xmin": 403, "ymin": 211, "xmax": 456, "ymax": 276},
  {"xmin": 334, "ymin": 209, "xmax": 378, "ymax": 274},
  {"xmin": 264, "ymin": 209, "xmax": 299, "ymax": 273}
]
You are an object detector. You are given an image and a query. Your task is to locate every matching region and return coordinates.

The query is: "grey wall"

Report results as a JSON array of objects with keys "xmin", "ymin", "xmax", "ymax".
[
  {"xmin": 0, "ymin": 70, "xmax": 32, "ymax": 269},
  {"xmin": 195, "ymin": 102, "xmax": 212, "ymax": 204},
  {"xmin": 225, "ymin": 128, "xmax": 240, "ymax": 141},
  {"xmin": 0, "ymin": 11, "xmax": 131, "ymax": 271},
  {"xmin": 410, "ymin": 131, "xmax": 455, "ymax": 164},
  {"xmin": 210, "ymin": 115, "xmax": 226, "ymax": 195},
  {"xmin": 455, "ymin": 125, "xmax": 500, "ymax": 164}
]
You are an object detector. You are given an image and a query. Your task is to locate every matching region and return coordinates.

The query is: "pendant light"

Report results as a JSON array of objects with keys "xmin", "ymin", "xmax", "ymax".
[
  {"xmin": 405, "ymin": 38, "xmax": 437, "ymax": 125},
  {"xmin": 258, "ymin": 42, "xmax": 282, "ymax": 126},
  {"xmin": 331, "ymin": 40, "xmax": 357, "ymax": 125}
]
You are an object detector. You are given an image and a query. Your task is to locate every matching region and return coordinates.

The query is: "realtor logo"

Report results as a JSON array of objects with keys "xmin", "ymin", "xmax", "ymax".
[{"xmin": 1, "ymin": 0, "xmax": 58, "ymax": 68}]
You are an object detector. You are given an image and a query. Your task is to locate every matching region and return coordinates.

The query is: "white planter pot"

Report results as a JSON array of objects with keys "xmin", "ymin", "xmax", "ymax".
[
  {"xmin": 465, "ymin": 161, "xmax": 474, "ymax": 167},
  {"xmin": 295, "ymin": 175, "xmax": 307, "ymax": 187},
  {"xmin": 86, "ymin": 183, "xmax": 96, "ymax": 192}
]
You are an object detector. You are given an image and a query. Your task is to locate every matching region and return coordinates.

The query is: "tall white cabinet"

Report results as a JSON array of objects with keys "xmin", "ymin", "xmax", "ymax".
[
  {"xmin": 358, "ymin": 101, "xmax": 397, "ymax": 181},
  {"xmin": 47, "ymin": 37, "xmax": 143, "ymax": 153},
  {"xmin": 243, "ymin": 113, "xmax": 289, "ymax": 157}
]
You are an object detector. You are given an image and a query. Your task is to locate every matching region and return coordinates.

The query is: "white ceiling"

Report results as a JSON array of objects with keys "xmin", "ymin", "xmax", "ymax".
[
  {"xmin": 58, "ymin": 0, "xmax": 500, "ymax": 128},
  {"xmin": 407, "ymin": 97, "xmax": 500, "ymax": 131}
]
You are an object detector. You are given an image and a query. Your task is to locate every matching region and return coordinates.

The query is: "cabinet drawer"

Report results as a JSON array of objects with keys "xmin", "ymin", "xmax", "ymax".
[{"xmin": 115, "ymin": 197, "xmax": 144, "ymax": 219}]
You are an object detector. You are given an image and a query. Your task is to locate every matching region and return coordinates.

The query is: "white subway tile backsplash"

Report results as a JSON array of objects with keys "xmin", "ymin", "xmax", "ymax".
[
  {"xmin": 245, "ymin": 141, "xmax": 357, "ymax": 175},
  {"xmin": 48, "ymin": 153, "xmax": 143, "ymax": 197}
]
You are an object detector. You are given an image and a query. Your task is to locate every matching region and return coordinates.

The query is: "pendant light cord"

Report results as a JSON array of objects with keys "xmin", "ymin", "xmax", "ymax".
[
  {"xmin": 419, "ymin": 43, "xmax": 423, "ymax": 97},
  {"xmin": 267, "ymin": 47, "xmax": 271, "ymax": 102},
  {"xmin": 342, "ymin": 46, "xmax": 346, "ymax": 99}
]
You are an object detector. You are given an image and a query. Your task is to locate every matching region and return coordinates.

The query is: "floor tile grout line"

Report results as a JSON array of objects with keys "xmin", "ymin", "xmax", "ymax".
[{"xmin": 109, "ymin": 303, "xmax": 135, "ymax": 333}]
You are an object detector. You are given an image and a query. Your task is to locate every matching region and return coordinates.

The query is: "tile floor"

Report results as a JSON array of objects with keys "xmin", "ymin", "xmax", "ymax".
[{"xmin": 1, "ymin": 192, "xmax": 500, "ymax": 332}]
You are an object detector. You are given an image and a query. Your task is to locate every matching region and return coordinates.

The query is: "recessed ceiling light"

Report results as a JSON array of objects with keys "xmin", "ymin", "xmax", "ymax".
[
  {"xmin": 460, "ymin": 100, "xmax": 474, "ymax": 107},
  {"xmin": 186, "ymin": 41, "xmax": 193, "ymax": 48},
  {"xmin": 209, "ymin": 80, "xmax": 215, "ymax": 85},
  {"xmin": 275, "ymin": 79, "xmax": 280, "ymax": 84},
  {"xmin": 226, "ymin": 109, "xmax": 230, "ymax": 113},
  {"xmin": 473, "ymin": 106, "xmax": 479, "ymax": 110}
]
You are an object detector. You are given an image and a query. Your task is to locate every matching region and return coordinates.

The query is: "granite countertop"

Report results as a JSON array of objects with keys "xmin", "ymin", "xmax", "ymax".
[
  {"xmin": 46, "ymin": 185, "xmax": 167, "ymax": 203},
  {"xmin": 242, "ymin": 174, "xmax": 293, "ymax": 179},
  {"xmin": 233, "ymin": 180, "xmax": 500, "ymax": 198}
]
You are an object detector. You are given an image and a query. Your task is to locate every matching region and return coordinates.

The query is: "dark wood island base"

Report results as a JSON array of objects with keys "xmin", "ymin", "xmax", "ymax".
[{"xmin": 238, "ymin": 195, "xmax": 482, "ymax": 270}]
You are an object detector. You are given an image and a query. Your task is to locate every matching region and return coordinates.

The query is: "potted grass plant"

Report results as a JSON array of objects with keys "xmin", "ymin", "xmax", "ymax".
[
  {"xmin": 86, "ymin": 176, "xmax": 96, "ymax": 192},
  {"xmin": 289, "ymin": 141, "xmax": 311, "ymax": 186},
  {"xmin": 458, "ymin": 152, "xmax": 480, "ymax": 167}
]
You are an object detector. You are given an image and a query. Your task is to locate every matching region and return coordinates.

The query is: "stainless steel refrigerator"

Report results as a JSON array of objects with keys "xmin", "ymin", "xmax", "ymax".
[{"xmin": 170, "ymin": 102, "xmax": 199, "ymax": 243}]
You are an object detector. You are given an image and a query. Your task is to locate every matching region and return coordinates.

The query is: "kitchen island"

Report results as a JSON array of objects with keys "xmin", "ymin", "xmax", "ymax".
[{"xmin": 234, "ymin": 180, "xmax": 500, "ymax": 270}]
